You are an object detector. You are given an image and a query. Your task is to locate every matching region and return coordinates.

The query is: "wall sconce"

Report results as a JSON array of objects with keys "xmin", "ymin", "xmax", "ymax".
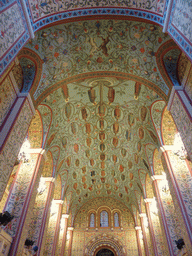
[
  {"xmin": 67, "ymin": 231, "xmax": 70, "ymax": 240},
  {"xmin": 139, "ymin": 231, "xmax": 143, "ymax": 240},
  {"xmin": 37, "ymin": 177, "xmax": 46, "ymax": 195},
  {"xmin": 175, "ymin": 238, "xmax": 185, "ymax": 250},
  {"xmin": 150, "ymin": 198, "xmax": 158, "ymax": 216},
  {"xmin": 16, "ymin": 139, "xmax": 31, "ymax": 164},
  {"xmin": 144, "ymin": 217, "xmax": 148, "ymax": 228},
  {"xmin": 160, "ymin": 172, "xmax": 170, "ymax": 196},
  {"xmin": 173, "ymin": 133, "xmax": 187, "ymax": 160},
  {"xmin": 50, "ymin": 201, "xmax": 57, "ymax": 216}
]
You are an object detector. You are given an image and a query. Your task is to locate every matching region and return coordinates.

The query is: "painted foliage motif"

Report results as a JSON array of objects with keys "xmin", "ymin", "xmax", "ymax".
[
  {"xmin": 42, "ymin": 78, "xmax": 162, "ymax": 211},
  {"xmin": 151, "ymin": 100, "xmax": 166, "ymax": 143},
  {"xmin": 0, "ymin": 3, "xmax": 25, "ymax": 59},
  {"xmin": 27, "ymin": 19, "xmax": 171, "ymax": 100},
  {"xmin": 72, "ymin": 197, "xmax": 135, "ymax": 256},
  {"xmin": 172, "ymin": 0, "xmax": 192, "ymax": 43},
  {"xmin": 4, "ymin": 154, "xmax": 39, "ymax": 237},
  {"xmin": 0, "ymin": 76, "xmax": 17, "ymax": 127},
  {"xmin": 28, "ymin": 0, "xmax": 166, "ymax": 22},
  {"xmin": 170, "ymin": 94, "xmax": 192, "ymax": 160},
  {"xmin": 0, "ymin": 99, "xmax": 33, "ymax": 199}
]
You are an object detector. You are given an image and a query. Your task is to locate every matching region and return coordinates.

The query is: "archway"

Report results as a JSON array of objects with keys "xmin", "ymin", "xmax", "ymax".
[
  {"xmin": 84, "ymin": 233, "xmax": 125, "ymax": 256},
  {"xmin": 95, "ymin": 247, "xmax": 116, "ymax": 256}
]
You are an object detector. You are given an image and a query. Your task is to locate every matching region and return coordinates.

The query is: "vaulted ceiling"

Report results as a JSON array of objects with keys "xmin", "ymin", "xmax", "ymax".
[{"xmin": 23, "ymin": 17, "xmax": 179, "ymax": 218}]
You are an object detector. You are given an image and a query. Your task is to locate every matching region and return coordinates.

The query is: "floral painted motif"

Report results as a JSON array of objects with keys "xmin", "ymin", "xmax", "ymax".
[
  {"xmin": 0, "ymin": 3, "xmax": 25, "ymax": 59},
  {"xmin": 172, "ymin": 0, "xmax": 192, "ymax": 43},
  {"xmin": 170, "ymin": 93, "xmax": 192, "ymax": 160},
  {"xmin": 0, "ymin": 99, "xmax": 33, "ymax": 199},
  {"xmin": 28, "ymin": 20, "xmax": 170, "ymax": 100},
  {"xmin": 151, "ymin": 100, "xmax": 166, "ymax": 143},
  {"xmin": 0, "ymin": 76, "xmax": 17, "ymax": 126}
]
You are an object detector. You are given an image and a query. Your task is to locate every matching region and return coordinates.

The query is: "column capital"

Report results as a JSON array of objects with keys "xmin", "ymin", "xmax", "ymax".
[
  {"xmin": 68, "ymin": 227, "xmax": 74, "ymax": 231},
  {"xmin": 139, "ymin": 213, "xmax": 147, "ymax": 218},
  {"xmin": 62, "ymin": 214, "xmax": 69, "ymax": 219},
  {"xmin": 135, "ymin": 226, "xmax": 141, "ymax": 230},
  {"xmin": 151, "ymin": 175, "xmax": 164, "ymax": 181},
  {"xmin": 144, "ymin": 198, "xmax": 153, "ymax": 203}
]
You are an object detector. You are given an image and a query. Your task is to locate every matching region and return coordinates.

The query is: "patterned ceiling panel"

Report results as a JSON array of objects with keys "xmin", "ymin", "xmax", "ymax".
[
  {"xmin": 24, "ymin": 18, "xmax": 174, "ymax": 213},
  {"xmin": 39, "ymin": 77, "xmax": 162, "ymax": 210},
  {"xmin": 25, "ymin": 19, "xmax": 172, "ymax": 101}
]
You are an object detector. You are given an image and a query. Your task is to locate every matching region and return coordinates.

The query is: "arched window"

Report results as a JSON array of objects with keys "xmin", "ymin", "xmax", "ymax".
[
  {"xmin": 89, "ymin": 213, "xmax": 95, "ymax": 227},
  {"xmin": 100, "ymin": 210, "xmax": 109, "ymax": 227},
  {"xmin": 114, "ymin": 212, "xmax": 119, "ymax": 227}
]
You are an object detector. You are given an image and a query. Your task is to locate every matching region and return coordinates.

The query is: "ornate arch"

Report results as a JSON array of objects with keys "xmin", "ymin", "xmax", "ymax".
[{"xmin": 84, "ymin": 233, "xmax": 126, "ymax": 256}]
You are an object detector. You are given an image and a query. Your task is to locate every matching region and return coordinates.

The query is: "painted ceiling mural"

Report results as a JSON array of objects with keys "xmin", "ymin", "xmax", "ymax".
[
  {"xmin": 23, "ymin": 18, "xmax": 174, "ymax": 215},
  {"xmin": 37, "ymin": 77, "xmax": 163, "ymax": 214},
  {"xmin": 28, "ymin": 0, "xmax": 166, "ymax": 22},
  {"xmin": 25, "ymin": 19, "xmax": 173, "ymax": 102}
]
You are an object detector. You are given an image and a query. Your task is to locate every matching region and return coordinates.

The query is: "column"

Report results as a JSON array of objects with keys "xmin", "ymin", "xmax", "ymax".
[
  {"xmin": 160, "ymin": 147, "xmax": 192, "ymax": 253},
  {"xmin": 42, "ymin": 200, "xmax": 63, "ymax": 256},
  {"xmin": 135, "ymin": 226, "xmax": 142, "ymax": 256},
  {"xmin": 139, "ymin": 213, "xmax": 152, "ymax": 256},
  {"xmin": 4, "ymin": 148, "xmax": 45, "ymax": 256},
  {"xmin": 145, "ymin": 198, "xmax": 169, "ymax": 255},
  {"xmin": 151, "ymin": 175, "xmax": 176, "ymax": 255},
  {"xmin": 67, "ymin": 227, "xmax": 74, "ymax": 256},
  {"xmin": 144, "ymin": 199, "xmax": 158, "ymax": 256},
  {"xmin": 26, "ymin": 177, "xmax": 55, "ymax": 256},
  {"xmin": 51, "ymin": 200, "xmax": 63, "ymax": 256},
  {"xmin": 167, "ymin": 86, "xmax": 192, "ymax": 161},
  {"xmin": 0, "ymin": 92, "xmax": 35, "ymax": 200},
  {"xmin": 59, "ymin": 214, "xmax": 69, "ymax": 256}
]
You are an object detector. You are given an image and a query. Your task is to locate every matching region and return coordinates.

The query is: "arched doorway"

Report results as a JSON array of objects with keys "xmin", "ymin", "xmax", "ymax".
[
  {"xmin": 84, "ymin": 234, "xmax": 125, "ymax": 256},
  {"xmin": 95, "ymin": 247, "xmax": 116, "ymax": 256}
]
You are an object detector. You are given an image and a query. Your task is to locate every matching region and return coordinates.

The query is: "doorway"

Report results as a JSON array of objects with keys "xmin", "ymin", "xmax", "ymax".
[{"xmin": 96, "ymin": 248, "xmax": 115, "ymax": 256}]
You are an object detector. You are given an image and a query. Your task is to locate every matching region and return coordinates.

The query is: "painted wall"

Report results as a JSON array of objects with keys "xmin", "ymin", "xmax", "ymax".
[
  {"xmin": 0, "ymin": 0, "xmax": 30, "ymax": 76},
  {"xmin": 71, "ymin": 197, "xmax": 138, "ymax": 256}
]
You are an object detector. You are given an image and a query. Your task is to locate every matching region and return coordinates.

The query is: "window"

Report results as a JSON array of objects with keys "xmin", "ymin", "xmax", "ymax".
[
  {"xmin": 114, "ymin": 212, "xmax": 119, "ymax": 227},
  {"xmin": 100, "ymin": 210, "xmax": 109, "ymax": 227},
  {"xmin": 89, "ymin": 213, "xmax": 95, "ymax": 227}
]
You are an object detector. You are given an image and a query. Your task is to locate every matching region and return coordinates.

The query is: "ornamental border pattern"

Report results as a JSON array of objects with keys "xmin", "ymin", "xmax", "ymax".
[{"xmin": 31, "ymin": 9, "xmax": 165, "ymax": 33}]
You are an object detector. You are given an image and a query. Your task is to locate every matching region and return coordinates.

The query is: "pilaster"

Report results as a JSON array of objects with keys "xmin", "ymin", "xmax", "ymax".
[
  {"xmin": 0, "ymin": 92, "xmax": 35, "ymax": 200},
  {"xmin": 67, "ymin": 227, "xmax": 74, "ymax": 256},
  {"xmin": 5, "ymin": 148, "xmax": 45, "ymax": 256},
  {"xmin": 59, "ymin": 214, "xmax": 69, "ymax": 256}
]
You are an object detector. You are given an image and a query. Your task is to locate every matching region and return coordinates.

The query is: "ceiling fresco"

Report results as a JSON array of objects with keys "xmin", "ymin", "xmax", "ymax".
[
  {"xmin": 22, "ymin": 18, "xmax": 175, "ymax": 216},
  {"xmin": 37, "ymin": 76, "xmax": 163, "ymax": 213},
  {"xmin": 25, "ymin": 19, "xmax": 173, "ymax": 101}
]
